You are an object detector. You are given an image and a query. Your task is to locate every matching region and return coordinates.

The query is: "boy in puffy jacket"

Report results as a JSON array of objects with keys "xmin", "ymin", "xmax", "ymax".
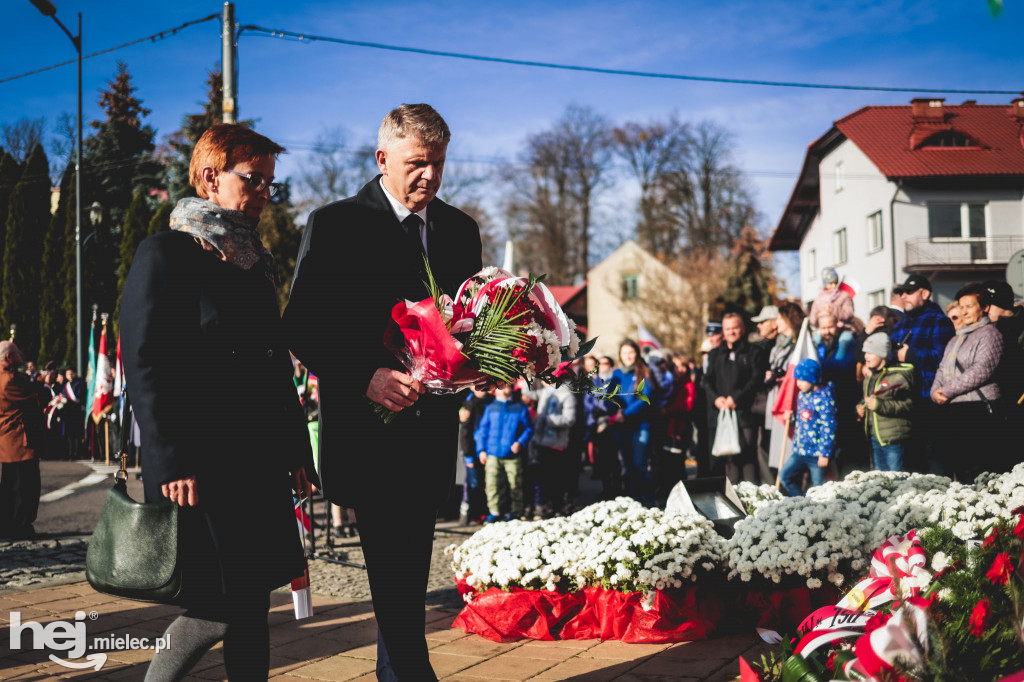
[
  {"xmin": 475, "ymin": 385, "xmax": 533, "ymax": 522},
  {"xmin": 856, "ymin": 333, "xmax": 914, "ymax": 472},
  {"xmin": 779, "ymin": 359, "xmax": 836, "ymax": 497}
]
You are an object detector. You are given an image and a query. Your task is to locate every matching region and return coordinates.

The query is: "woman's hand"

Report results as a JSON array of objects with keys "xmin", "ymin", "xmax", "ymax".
[
  {"xmin": 162, "ymin": 476, "xmax": 199, "ymax": 507},
  {"xmin": 932, "ymin": 388, "xmax": 949, "ymax": 405},
  {"xmin": 293, "ymin": 466, "xmax": 314, "ymax": 500}
]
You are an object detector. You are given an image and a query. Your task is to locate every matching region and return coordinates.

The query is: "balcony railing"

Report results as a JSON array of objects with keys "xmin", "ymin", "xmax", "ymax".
[{"xmin": 905, "ymin": 235, "xmax": 1024, "ymax": 268}]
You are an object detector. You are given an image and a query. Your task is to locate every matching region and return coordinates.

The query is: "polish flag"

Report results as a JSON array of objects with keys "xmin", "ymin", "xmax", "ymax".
[
  {"xmin": 637, "ymin": 325, "xmax": 661, "ymax": 350},
  {"xmin": 771, "ymin": 318, "xmax": 816, "ymax": 428},
  {"xmin": 839, "ymin": 275, "xmax": 860, "ymax": 299}
]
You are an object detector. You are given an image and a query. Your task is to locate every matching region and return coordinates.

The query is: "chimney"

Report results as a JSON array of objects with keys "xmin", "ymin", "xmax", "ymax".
[
  {"xmin": 911, "ymin": 97, "xmax": 945, "ymax": 120},
  {"xmin": 1013, "ymin": 96, "xmax": 1024, "ymax": 121}
]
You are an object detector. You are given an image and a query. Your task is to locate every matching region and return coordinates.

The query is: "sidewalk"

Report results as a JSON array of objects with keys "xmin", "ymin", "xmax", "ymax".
[{"xmin": 1, "ymin": 581, "xmax": 768, "ymax": 681}]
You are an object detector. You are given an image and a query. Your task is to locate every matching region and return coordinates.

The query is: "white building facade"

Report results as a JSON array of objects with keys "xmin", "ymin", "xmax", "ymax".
[{"xmin": 772, "ymin": 98, "xmax": 1024, "ymax": 316}]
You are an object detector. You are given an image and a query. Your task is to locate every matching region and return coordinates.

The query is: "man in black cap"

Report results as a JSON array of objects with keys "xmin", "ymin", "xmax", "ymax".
[
  {"xmin": 890, "ymin": 275, "xmax": 955, "ymax": 474},
  {"xmin": 983, "ymin": 280, "xmax": 1024, "ymax": 442}
]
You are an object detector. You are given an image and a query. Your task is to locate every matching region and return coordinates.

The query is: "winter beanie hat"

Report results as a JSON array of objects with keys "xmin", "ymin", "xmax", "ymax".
[
  {"xmin": 794, "ymin": 358, "xmax": 822, "ymax": 384},
  {"xmin": 862, "ymin": 332, "xmax": 891, "ymax": 359},
  {"xmin": 822, "ymin": 267, "xmax": 839, "ymax": 286}
]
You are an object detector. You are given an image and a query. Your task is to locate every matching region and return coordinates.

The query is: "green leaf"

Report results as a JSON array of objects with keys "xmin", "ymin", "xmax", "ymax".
[{"xmin": 575, "ymin": 337, "xmax": 597, "ymax": 358}]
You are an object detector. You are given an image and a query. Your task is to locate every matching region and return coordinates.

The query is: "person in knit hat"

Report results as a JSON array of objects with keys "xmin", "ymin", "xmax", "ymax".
[
  {"xmin": 779, "ymin": 358, "xmax": 835, "ymax": 497},
  {"xmin": 856, "ymin": 333, "xmax": 914, "ymax": 472},
  {"xmin": 809, "ymin": 267, "xmax": 855, "ymax": 330}
]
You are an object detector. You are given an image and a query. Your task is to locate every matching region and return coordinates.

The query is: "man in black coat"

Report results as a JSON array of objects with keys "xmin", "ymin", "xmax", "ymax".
[
  {"xmin": 284, "ymin": 104, "xmax": 482, "ymax": 681},
  {"xmin": 702, "ymin": 312, "xmax": 765, "ymax": 483}
]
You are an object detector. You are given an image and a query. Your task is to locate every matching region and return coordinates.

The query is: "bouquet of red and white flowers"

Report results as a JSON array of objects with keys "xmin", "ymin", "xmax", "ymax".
[{"xmin": 374, "ymin": 260, "xmax": 607, "ymax": 422}]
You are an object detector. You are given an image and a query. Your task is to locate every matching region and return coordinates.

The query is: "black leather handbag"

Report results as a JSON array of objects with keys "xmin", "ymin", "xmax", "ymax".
[{"xmin": 86, "ymin": 392, "xmax": 183, "ymax": 603}]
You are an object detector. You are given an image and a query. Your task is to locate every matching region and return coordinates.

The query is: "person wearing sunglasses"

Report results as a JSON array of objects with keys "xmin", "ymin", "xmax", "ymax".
[{"xmin": 120, "ymin": 123, "xmax": 316, "ymax": 680}]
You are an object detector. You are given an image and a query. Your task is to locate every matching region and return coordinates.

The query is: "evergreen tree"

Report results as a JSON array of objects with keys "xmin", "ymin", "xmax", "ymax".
[
  {"xmin": 723, "ymin": 225, "xmax": 776, "ymax": 317},
  {"xmin": 113, "ymin": 190, "xmax": 151, "ymax": 327},
  {"xmin": 82, "ymin": 61, "xmax": 164, "ymax": 230},
  {"xmin": 0, "ymin": 151, "xmax": 22, "ymax": 287},
  {"xmin": 147, "ymin": 201, "xmax": 172, "ymax": 237},
  {"xmin": 39, "ymin": 163, "xmax": 74, "ymax": 364},
  {"xmin": 0, "ymin": 144, "xmax": 50, "ymax": 360}
]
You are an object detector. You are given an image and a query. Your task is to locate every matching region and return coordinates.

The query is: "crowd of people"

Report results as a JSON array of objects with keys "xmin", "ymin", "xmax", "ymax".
[{"xmin": 457, "ymin": 268, "xmax": 1024, "ymax": 522}]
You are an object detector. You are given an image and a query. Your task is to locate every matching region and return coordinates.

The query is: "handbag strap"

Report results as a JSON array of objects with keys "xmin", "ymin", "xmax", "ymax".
[
  {"xmin": 953, "ymin": 358, "xmax": 993, "ymax": 408},
  {"xmin": 116, "ymin": 389, "xmax": 133, "ymax": 482}
]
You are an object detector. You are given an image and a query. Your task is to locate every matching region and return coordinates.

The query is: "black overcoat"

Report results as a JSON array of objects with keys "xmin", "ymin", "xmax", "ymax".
[
  {"xmin": 120, "ymin": 230, "xmax": 315, "ymax": 602},
  {"xmin": 283, "ymin": 177, "xmax": 482, "ymax": 508}
]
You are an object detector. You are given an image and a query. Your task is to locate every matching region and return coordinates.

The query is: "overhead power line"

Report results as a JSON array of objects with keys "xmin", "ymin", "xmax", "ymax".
[
  {"xmin": 0, "ymin": 14, "xmax": 219, "ymax": 86},
  {"xmin": 240, "ymin": 25, "xmax": 1020, "ymax": 96}
]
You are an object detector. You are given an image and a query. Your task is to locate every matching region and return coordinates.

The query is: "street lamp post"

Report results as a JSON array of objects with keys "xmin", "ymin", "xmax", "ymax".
[{"xmin": 30, "ymin": 0, "xmax": 84, "ymax": 375}]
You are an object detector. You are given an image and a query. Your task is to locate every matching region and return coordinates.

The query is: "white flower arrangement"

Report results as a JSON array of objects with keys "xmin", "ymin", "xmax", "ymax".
[
  {"xmin": 733, "ymin": 481, "xmax": 785, "ymax": 515},
  {"xmin": 449, "ymin": 468, "xmax": 1024, "ymax": 603},
  {"xmin": 447, "ymin": 497, "xmax": 722, "ymax": 609}
]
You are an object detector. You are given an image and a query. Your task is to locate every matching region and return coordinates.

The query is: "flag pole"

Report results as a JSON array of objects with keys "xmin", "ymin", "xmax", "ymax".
[{"xmin": 775, "ymin": 414, "xmax": 791, "ymax": 489}]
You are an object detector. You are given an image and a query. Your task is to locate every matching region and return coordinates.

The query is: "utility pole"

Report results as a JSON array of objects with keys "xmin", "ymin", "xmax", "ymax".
[{"xmin": 221, "ymin": 2, "xmax": 237, "ymax": 123}]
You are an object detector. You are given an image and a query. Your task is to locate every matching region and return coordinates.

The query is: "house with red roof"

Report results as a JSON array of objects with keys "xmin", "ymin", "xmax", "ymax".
[{"xmin": 770, "ymin": 96, "xmax": 1024, "ymax": 314}]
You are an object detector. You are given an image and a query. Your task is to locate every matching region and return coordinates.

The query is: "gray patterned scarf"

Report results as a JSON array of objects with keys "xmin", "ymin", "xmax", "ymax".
[{"xmin": 169, "ymin": 197, "xmax": 275, "ymax": 282}]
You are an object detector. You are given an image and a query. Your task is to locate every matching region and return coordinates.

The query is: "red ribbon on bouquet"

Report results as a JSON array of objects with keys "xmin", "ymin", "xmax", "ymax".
[{"xmin": 383, "ymin": 298, "xmax": 483, "ymax": 388}]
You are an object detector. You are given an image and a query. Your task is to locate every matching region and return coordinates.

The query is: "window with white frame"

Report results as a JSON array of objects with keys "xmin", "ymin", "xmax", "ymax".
[
  {"xmin": 806, "ymin": 249, "xmax": 817, "ymax": 281},
  {"xmin": 928, "ymin": 202, "xmax": 988, "ymax": 260},
  {"xmin": 866, "ymin": 211, "xmax": 883, "ymax": 253},
  {"xmin": 835, "ymin": 161, "xmax": 845, "ymax": 193},
  {"xmin": 833, "ymin": 228, "xmax": 848, "ymax": 265},
  {"xmin": 868, "ymin": 289, "xmax": 886, "ymax": 309}
]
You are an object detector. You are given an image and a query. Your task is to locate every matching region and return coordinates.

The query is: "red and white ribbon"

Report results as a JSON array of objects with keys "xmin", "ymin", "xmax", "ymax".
[{"xmin": 870, "ymin": 530, "xmax": 927, "ymax": 581}]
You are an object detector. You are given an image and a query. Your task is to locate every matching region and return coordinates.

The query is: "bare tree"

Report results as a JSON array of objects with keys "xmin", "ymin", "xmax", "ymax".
[
  {"xmin": 505, "ymin": 105, "xmax": 612, "ymax": 284},
  {"xmin": 675, "ymin": 120, "xmax": 756, "ymax": 254},
  {"xmin": 294, "ymin": 127, "xmax": 376, "ymax": 214},
  {"xmin": 2, "ymin": 118, "xmax": 46, "ymax": 164},
  {"xmin": 438, "ymin": 162, "xmax": 502, "ymax": 266},
  {"xmin": 612, "ymin": 116, "xmax": 692, "ymax": 260},
  {"xmin": 49, "ymin": 112, "xmax": 76, "ymax": 183}
]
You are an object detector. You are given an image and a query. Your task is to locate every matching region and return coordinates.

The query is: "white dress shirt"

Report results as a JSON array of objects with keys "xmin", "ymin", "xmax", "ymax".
[{"xmin": 379, "ymin": 178, "xmax": 428, "ymax": 256}]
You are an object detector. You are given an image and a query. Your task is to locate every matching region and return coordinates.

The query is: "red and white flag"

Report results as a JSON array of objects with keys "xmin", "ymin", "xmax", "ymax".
[
  {"xmin": 839, "ymin": 275, "xmax": 861, "ymax": 299},
  {"xmin": 637, "ymin": 325, "xmax": 661, "ymax": 350},
  {"xmin": 91, "ymin": 323, "xmax": 114, "ymax": 424},
  {"xmin": 771, "ymin": 318, "xmax": 816, "ymax": 429},
  {"xmin": 113, "ymin": 334, "xmax": 123, "ymax": 398}
]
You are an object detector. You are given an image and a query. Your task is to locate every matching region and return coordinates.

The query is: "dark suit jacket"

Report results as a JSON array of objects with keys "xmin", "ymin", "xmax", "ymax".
[
  {"xmin": 284, "ymin": 176, "xmax": 482, "ymax": 508},
  {"xmin": 120, "ymin": 231, "xmax": 314, "ymax": 599}
]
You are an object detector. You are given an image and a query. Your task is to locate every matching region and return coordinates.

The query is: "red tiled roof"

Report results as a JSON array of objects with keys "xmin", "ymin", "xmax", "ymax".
[
  {"xmin": 835, "ymin": 103, "xmax": 1024, "ymax": 178},
  {"xmin": 546, "ymin": 283, "xmax": 586, "ymax": 307}
]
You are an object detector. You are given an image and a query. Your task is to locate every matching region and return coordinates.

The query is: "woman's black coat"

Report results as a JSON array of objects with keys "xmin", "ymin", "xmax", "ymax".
[{"xmin": 120, "ymin": 230, "xmax": 315, "ymax": 603}]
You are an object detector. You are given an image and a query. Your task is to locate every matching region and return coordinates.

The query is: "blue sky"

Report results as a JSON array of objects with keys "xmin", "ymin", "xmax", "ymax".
[{"xmin": 3, "ymin": 0, "xmax": 1022, "ymax": 297}]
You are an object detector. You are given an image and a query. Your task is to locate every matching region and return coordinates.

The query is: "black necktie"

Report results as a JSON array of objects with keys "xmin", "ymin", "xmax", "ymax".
[{"xmin": 402, "ymin": 214, "xmax": 425, "ymax": 255}]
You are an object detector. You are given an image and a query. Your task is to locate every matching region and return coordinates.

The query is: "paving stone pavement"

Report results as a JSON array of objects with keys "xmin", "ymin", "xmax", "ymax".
[
  {"xmin": 0, "ymin": 579, "xmax": 769, "ymax": 681},
  {"xmin": 1, "ymin": 484, "xmax": 766, "ymax": 680}
]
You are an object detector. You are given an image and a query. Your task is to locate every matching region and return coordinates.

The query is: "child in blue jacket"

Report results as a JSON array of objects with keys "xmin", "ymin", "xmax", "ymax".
[
  {"xmin": 779, "ymin": 358, "xmax": 836, "ymax": 497},
  {"xmin": 474, "ymin": 384, "xmax": 534, "ymax": 522}
]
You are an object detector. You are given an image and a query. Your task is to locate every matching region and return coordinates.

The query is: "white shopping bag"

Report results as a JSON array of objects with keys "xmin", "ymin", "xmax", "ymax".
[{"xmin": 711, "ymin": 408, "xmax": 742, "ymax": 457}]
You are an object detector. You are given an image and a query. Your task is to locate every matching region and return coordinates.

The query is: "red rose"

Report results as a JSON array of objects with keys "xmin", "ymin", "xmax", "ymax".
[
  {"xmin": 969, "ymin": 599, "xmax": 990, "ymax": 637},
  {"xmin": 864, "ymin": 610, "xmax": 893, "ymax": 634},
  {"xmin": 986, "ymin": 552, "xmax": 1014, "ymax": 586},
  {"xmin": 1014, "ymin": 515, "xmax": 1024, "ymax": 539}
]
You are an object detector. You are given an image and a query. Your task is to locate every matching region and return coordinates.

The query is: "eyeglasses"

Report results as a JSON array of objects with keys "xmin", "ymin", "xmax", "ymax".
[{"xmin": 224, "ymin": 169, "xmax": 282, "ymax": 197}]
